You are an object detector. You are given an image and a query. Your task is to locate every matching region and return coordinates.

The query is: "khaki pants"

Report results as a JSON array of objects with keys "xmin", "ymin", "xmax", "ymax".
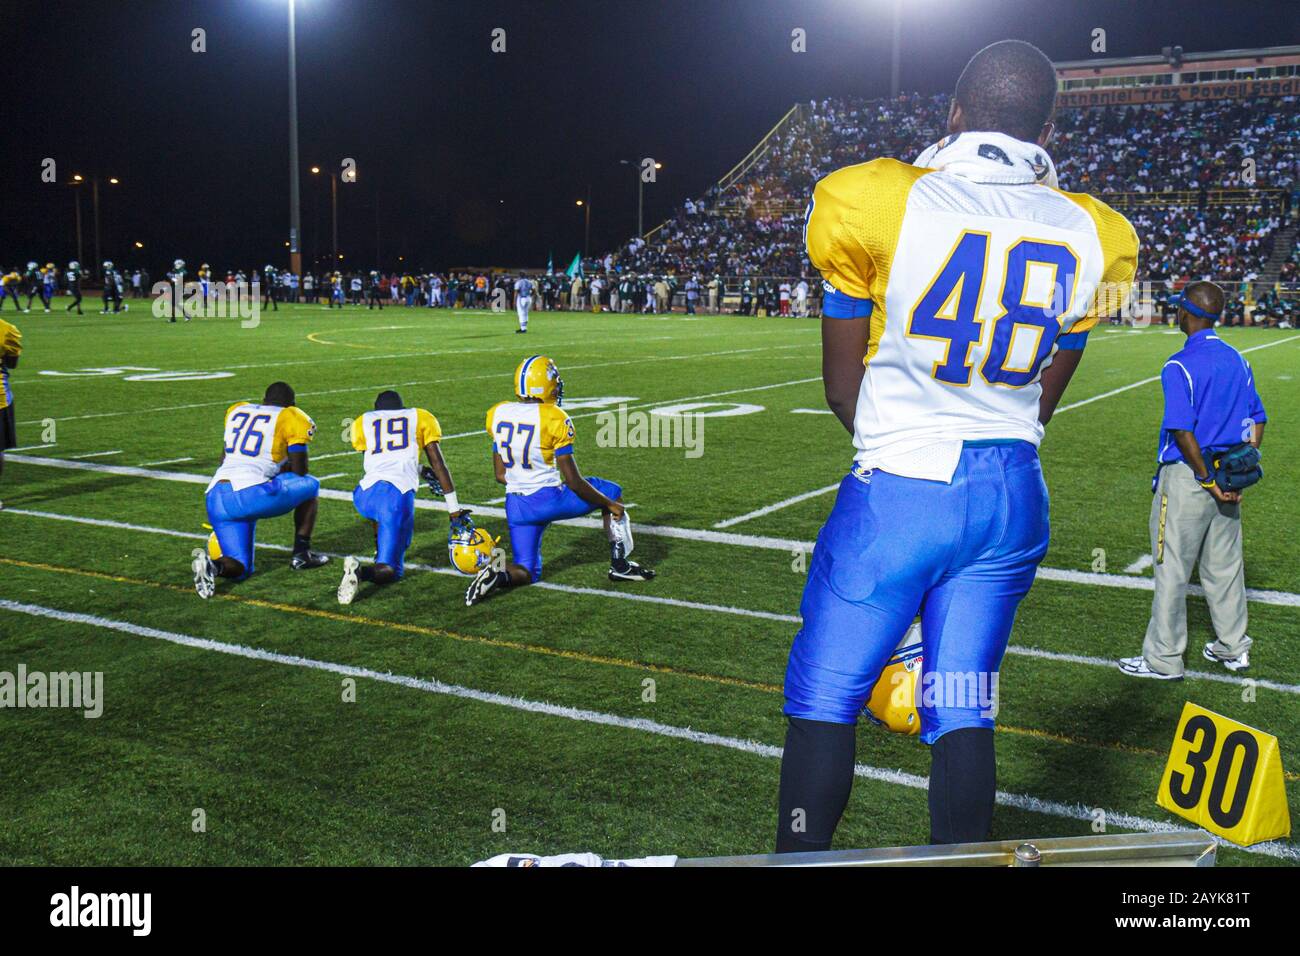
[{"xmin": 1142, "ymin": 462, "xmax": 1250, "ymax": 675}]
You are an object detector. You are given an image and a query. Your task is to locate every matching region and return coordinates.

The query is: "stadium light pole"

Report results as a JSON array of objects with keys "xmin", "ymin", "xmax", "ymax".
[
  {"xmin": 71, "ymin": 173, "xmax": 119, "ymax": 278},
  {"xmin": 619, "ymin": 160, "xmax": 662, "ymax": 239},
  {"xmin": 287, "ymin": 0, "xmax": 303, "ymax": 277},
  {"xmin": 311, "ymin": 165, "xmax": 339, "ymax": 264},
  {"xmin": 576, "ymin": 191, "xmax": 591, "ymax": 258}
]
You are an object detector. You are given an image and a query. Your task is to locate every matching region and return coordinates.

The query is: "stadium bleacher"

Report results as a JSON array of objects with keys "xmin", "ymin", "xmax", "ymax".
[{"xmin": 604, "ymin": 91, "xmax": 1300, "ymax": 324}]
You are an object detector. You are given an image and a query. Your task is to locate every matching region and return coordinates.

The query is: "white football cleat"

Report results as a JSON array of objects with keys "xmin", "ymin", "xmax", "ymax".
[
  {"xmin": 1117, "ymin": 656, "xmax": 1181, "ymax": 680},
  {"xmin": 1203, "ymin": 642, "xmax": 1249, "ymax": 672},
  {"xmin": 191, "ymin": 548, "xmax": 216, "ymax": 599},
  {"xmin": 337, "ymin": 556, "xmax": 361, "ymax": 605}
]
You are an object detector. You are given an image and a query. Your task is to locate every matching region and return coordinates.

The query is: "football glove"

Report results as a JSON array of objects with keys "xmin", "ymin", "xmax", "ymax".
[{"xmin": 419, "ymin": 465, "xmax": 445, "ymax": 497}]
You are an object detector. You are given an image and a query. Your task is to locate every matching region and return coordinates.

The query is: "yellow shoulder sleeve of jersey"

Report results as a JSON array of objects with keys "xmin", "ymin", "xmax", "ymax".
[
  {"xmin": 224, "ymin": 401, "xmax": 248, "ymax": 424},
  {"xmin": 416, "ymin": 408, "xmax": 442, "ymax": 446},
  {"xmin": 485, "ymin": 401, "xmax": 504, "ymax": 436},
  {"xmin": 806, "ymin": 158, "xmax": 929, "ymax": 302},
  {"xmin": 277, "ymin": 406, "xmax": 316, "ymax": 449},
  {"xmin": 0, "ymin": 320, "xmax": 21, "ymax": 356},
  {"xmin": 1056, "ymin": 191, "xmax": 1139, "ymax": 332},
  {"xmin": 540, "ymin": 404, "xmax": 575, "ymax": 452},
  {"xmin": 350, "ymin": 415, "xmax": 367, "ymax": 452}
]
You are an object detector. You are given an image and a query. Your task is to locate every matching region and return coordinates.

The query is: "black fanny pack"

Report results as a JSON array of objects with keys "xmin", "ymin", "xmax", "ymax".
[{"xmin": 1208, "ymin": 443, "xmax": 1263, "ymax": 491}]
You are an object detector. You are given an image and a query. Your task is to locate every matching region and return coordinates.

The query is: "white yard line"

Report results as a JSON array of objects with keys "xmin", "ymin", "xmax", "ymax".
[
  {"xmin": 714, "ymin": 483, "xmax": 841, "ymax": 528},
  {"xmin": 1124, "ymin": 554, "xmax": 1154, "ymax": 575},
  {"xmin": 10, "ymin": 443, "xmax": 57, "ymax": 452},
  {"xmin": 310, "ymin": 451, "xmax": 360, "ymax": 461},
  {"xmin": 5, "ymin": 460, "xmax": 1300, "ymax": 612},
  {"xmin": 1054, "ymin": 332, "xmax": 1300, "ymax": 415},
  {"xmin": 18, "ymin": 342, "xmax": 817, "ymax": 427},
  {"xmin": 4, "ymin": 506, "xmax": 1299, "ymax": 692},
  {"xmin": 67, "ymin": 450, "xmax": 123, "ymax": 460},
  {"xmin": 790, "ymin": 408, "xmax": 834, "ymax": 415},
  {"xmin": 138, "ymin": 457, "xmax": 195, "ymax": 467},
  {"xmin": 316, "ymin": 473, "xmax": 350, "ymax": 483},
  {"xmin": 440, "ymin": 375, "xmax": 823, "ymax": 440},
  {"xmin": 0, "ymin": 597, "xmax": 1294, "ymax": 862}
]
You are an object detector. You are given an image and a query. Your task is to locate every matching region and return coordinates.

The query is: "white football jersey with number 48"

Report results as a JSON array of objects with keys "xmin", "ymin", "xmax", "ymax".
[{"xmin": 806, "ymin": 131, "xmax": 1138, "ymax": 481}]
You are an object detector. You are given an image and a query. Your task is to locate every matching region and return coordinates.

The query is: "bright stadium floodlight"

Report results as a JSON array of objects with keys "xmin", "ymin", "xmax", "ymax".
[
  {"xmin": 73, "ymin": 174, "xmax": 83, "ymax": 182},
  {"xmin": 109, "ymin": 177, "xmax": 119, "ymax": 184},
  {"xmin": 134, "ymin": 241, "xmax": 143, "ymax": 249},
  {"xmin": 310, "ymin": 166, "xmax": 320, "ymax": 174}
]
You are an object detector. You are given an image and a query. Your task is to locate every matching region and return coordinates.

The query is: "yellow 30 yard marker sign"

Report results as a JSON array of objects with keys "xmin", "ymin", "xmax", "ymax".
[{"xmin": 1157, "ymin": 702, "xmax": 1290, "ymax": 846}]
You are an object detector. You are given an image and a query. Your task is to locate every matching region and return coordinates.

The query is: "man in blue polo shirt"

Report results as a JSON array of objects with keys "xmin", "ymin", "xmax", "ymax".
[{"xmin": 1119, "ymin": 281, "xmax": 1266, "ymax": 680}]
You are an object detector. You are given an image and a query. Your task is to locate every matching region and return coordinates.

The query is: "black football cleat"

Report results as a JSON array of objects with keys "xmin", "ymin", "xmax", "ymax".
[
  {"xmin": 291, "ymin": 550, "xmax": 331, "ymax": 570},
  {"xmin": 609, "ymin": 561, "xmax": 655, "ymax": 582},
  {"xmin": 465, "ymin": 565, "xmax": 502, "ymax": 606}
]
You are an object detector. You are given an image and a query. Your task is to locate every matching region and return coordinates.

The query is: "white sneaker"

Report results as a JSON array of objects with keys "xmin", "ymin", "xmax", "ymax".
[
  {"xmin": 337, "ymin": 556, "xmax": 360, "ymax": 605},
  {"xmin": 1117, "ymin": 656, "xmax": 1182, "ymax": 680},
  {"xmin": 191, "ymin": 547, "xmax": 216, "ymax": 599},
  {"xmin": 1203, "ymin": 642, "xmax": 1249, "ymax": 672}
]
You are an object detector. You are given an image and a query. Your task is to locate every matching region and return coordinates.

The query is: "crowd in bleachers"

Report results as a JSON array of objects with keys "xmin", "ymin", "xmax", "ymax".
[{"xmin": 606, "ymin": 93, "xmax": 1300, "ymax": 302}]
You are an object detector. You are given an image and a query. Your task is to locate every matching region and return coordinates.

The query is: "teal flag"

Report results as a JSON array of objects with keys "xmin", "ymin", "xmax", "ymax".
[
  {"xmin": 546, "ymin": 253, "xmax": 554, "ymax": 275},
  {"xmin": 564, "ymin": 253, "xmax": 583, "ymax": 278}
]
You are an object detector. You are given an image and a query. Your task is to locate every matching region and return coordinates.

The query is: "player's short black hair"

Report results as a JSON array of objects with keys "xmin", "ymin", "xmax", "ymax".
[
  {"xmin": 374, "ymin": 390, "xmax": 404, "ymax": 411},
  {"xmin": 1181, "ymin": 280, "xmax": 1225, "ymax": 319},
  {"xmin": 954, "ymin": 39, "xmax": 1058, "ymax": 142},
  {"xmin": 264, "ymin": 381, "xmax": 296, "ymax": 407}
]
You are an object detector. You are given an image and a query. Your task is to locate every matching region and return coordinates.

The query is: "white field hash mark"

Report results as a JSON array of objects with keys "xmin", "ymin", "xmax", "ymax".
[
  {"xmin": 4, "ymin": 506, "xmax": 1300, "ymax": 695},
  {"xmin": 0, "ymin": 598, "xmax": 1295, "ymax": 863}
]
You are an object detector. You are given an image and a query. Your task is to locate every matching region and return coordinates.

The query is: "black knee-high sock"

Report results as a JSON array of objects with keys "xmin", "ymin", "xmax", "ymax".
[
  {"xmin": 928, "ymin": 727, "xmax": 996, "ymax": 844},
  {"xmin": 775, "ymin": 716, "xmax": 857, "ymax": 853}
]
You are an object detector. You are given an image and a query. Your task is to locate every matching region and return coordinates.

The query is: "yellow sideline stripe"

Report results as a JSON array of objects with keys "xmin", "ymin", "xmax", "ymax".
[
  {"xmin": 0, "ymin": 557, "xmax": 778, "ymax": 694},
  {"xmin": 3, "ymin": 554, "xmax": 1297, "ymax": 783}
]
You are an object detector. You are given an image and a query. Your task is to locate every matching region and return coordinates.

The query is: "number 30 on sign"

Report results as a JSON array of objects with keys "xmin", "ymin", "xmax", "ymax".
[{"xmin": 1157, "ymin": 702, "xmax": 1290, "ymax": 847}]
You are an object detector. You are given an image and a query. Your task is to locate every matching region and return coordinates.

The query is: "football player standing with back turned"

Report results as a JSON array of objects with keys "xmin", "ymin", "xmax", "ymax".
[
  {"xmin": 465, "ymin": 355, "xmax": 654, "ymax": 606},
  {"xmin": 775, "ymin": 40, "xmax": 1137, "ymax": 852}
]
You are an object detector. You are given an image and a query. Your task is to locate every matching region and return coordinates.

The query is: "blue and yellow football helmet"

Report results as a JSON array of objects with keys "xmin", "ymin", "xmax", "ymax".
[
  {"xmin": 514, "ymin": 355, "xmax": 564, "ymax": 406},
  {"xmin": 449, "ymin": 527, "xmax": 498, "ymax": 576},
  {"xmin": 863, "ymin": 621, "xmax": 922, "ymax": 735}
]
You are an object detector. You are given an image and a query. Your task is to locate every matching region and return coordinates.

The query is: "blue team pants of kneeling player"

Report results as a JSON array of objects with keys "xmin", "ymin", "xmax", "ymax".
[
  {"xmin": 205, "ymin": 473, "xmax": 321, "ymax": 579},
  {"xmin": 783, "ymin": 440, "xmax": 1049, "ymax": 744},
  {"xmin": 505, "ymin": 477, "xmax": 622, "ymax": 582},
  {"xmin": 352, "ymin": 480, "xmax": 416, "ymax": 579}
]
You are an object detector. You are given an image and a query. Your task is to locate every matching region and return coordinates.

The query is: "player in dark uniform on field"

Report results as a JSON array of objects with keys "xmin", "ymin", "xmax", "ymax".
[
  {"xmin": 100, "ymin": 261, "xmax": 126, "ymax": 314},
  {"xmin": 367, "ymin": 270, "xmax": 385, "ymax": 310},
  {"xmin": 66, "ymin": 261, "xmax": 84, "ymax": 314}
]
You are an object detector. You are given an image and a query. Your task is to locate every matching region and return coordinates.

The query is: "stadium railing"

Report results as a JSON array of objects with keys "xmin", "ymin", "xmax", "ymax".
[{"xmin": 676, "ymin": 830, "xmax": 1217, "ymax": 867}]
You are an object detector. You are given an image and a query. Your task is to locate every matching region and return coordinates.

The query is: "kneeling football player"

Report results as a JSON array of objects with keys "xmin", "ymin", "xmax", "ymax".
[
  {"xmin": 192, "ymin": 381, "xmax": 329, "ymax": 597},
  {"xmin": 337, "ymin": 389, "xmax": 472, "ymax": 604},
  {"xmin": 465, "ymin": 355, "xmax": 653, "ymax": 606}
]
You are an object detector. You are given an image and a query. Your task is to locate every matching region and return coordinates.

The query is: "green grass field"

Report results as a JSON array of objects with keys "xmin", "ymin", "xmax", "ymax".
[{"xmin": 1, "ymin": 297, "xmax": 1297, "ymax": 866}]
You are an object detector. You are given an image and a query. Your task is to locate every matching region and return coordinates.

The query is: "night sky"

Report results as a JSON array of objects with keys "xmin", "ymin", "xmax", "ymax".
[{"xmin": 3, "ymin": 0, "xmax": 1296, "ymax": 273}]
